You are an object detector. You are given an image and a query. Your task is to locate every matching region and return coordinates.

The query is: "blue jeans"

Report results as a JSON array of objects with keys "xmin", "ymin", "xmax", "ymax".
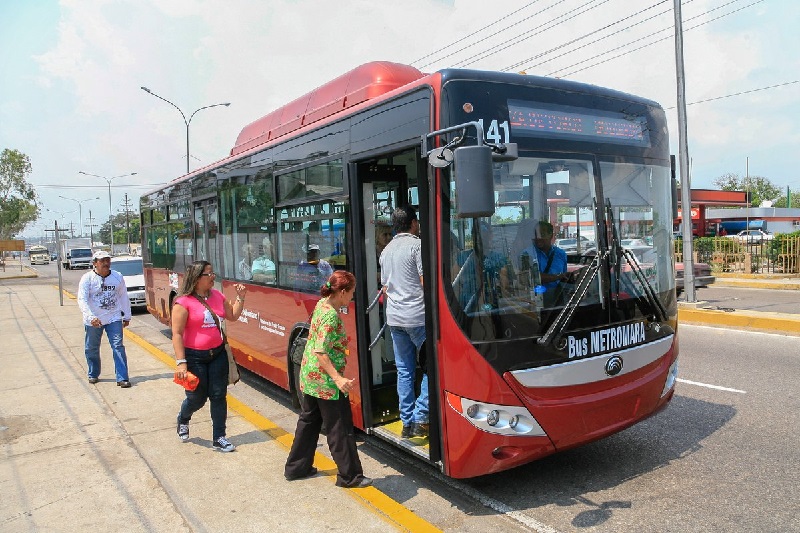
[
  {"xmin": 178, "ymin": 345, "xmax": 229, "ymax": 441},
  {"xmin": 84, "ymin": 321, "xmax": 129, "ymax": 382},
  {"xmin": 389, "ymin": 325, "xmax": 428, "ymax": 426}
]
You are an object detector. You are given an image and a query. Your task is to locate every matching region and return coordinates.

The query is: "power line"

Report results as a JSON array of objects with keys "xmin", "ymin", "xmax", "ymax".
[
  {"xmin": 502, "ymin": 0, "xmax": 672, "ymax": 73},
  {"xmin": 418, "ymin": 0, "xmax": 572, "ymax": 69},
  {"xmin": 452, "ymin": 0, "xmax": 612, "ymax": 69},
  {"xmin": 664, "ymin": 80, "xmax": 800, "ymax": 109},
  {"xmin": 548, "ymin": 0, "xmax": 764, "ymax": 78},
  {"xmin": 34, "ymin": 183, "xmax": 164, "ymax": 190},
  {"xmin": 410, "ymin": 0, "xmax": 543, "ymax": 66}
]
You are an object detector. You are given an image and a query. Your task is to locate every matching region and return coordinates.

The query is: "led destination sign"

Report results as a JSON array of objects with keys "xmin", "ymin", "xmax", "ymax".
[{"xmin": 508, "ymin": 99, "xmax": 651, "ymax": 147}]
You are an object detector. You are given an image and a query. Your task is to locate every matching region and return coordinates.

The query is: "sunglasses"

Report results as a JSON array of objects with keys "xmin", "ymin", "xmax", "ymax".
[{"xmin": 200, "ymin": 272, "xmax": 216, "ymax": 277}]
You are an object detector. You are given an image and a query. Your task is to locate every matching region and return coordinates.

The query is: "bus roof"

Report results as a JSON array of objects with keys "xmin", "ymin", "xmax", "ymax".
[
  {"xmin": 230, "ymin": 61, "xmax": 426, "ymax": 157},
  {"xmin": 143, "ymin": 62, "xmax": 663, "ymax": 198}
]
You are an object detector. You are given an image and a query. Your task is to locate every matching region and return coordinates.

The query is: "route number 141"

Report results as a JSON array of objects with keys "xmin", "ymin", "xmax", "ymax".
[{"xmin": 478, "ymin": 119, "xmax": 510, "ymax": 144}]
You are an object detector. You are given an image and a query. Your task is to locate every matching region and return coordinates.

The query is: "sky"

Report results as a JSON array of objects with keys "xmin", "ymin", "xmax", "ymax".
[{"xmin": 2, "ymin": 0, "xmax": 799, "ymax": 239}]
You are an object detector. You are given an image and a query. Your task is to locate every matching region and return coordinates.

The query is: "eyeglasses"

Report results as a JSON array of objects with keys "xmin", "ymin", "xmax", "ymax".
[{"xmin": 200, "ymin": 272, "xmax": 216, "ymax": 277}]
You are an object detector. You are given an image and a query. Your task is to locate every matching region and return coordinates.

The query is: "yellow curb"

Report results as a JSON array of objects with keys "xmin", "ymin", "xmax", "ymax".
[
  {"xmin": 122, "ymin": 315, "xmax": 441, "ymax": 533},
  {"xmin": 713, "ymin": 280, "xmax": 800, "ymax": 290},
  {"xmin": 715, "ymin": 273, "xmax": 800, "ymax": 279},
  {"xmin": 679, "ymin": 308, "xmax": 800, "ymax": 334}
]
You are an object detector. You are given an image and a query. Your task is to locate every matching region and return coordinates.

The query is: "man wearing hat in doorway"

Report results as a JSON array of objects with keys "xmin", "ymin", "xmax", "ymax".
[{"xmin": 77, "ymin": 250, "xmax": 133, "ymax": 387}]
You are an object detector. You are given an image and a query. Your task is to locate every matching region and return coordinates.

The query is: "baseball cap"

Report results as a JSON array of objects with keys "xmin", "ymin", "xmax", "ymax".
[
  {"xmin": 92, "ymin": 250, "xmax": 111, "ymax": 261},
  {"xmin": 307, "ymin": 244, "xmax": 320, "ymax": 251}
]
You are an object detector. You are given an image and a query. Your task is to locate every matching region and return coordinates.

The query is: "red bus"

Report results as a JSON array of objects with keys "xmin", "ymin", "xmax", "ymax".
[{"xmin": 141, "ymin": 62, "xmax": 678, "ymax": 478}]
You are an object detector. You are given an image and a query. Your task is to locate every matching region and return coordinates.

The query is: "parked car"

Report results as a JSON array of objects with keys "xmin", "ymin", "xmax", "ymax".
[
  {"xmin": 111, "ymin": 255, "xmax": 145, "ymax": 309},
  {"xmin": 555, "ymin": 236, "xmax": 596, "ymax": 254},
  {"xmin": 50, "ymin": 253, "xmax": 58, "ymax": 261},
  {"xmin": 675, "ymin": 261, "xmax": 716, "ymax": 296},
  {"xmin": 729, "ymin": 229, "xmax": 773, "ymax": 244}
]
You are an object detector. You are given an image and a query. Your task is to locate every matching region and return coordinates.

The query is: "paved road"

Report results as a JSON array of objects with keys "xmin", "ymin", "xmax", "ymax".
[{"xmin": 6, "ymin": 262, "xmax": 800, "ymax": 532}]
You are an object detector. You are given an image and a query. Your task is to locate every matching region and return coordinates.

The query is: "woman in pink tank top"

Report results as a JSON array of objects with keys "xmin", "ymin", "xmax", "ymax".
[{"xmin": 172, "ymin": 260, "xmax": 247, "ymax": 452}]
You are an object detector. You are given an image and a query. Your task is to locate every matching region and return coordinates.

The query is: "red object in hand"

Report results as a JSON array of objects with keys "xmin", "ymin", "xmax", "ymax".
[{"xmin": 173, "ymin": 371, "xmax": 199, "ymax": 391}]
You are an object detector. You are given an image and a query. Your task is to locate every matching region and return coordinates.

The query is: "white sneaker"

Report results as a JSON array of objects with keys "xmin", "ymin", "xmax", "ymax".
[
  {"xmin": 213, "ymin": 436, "xmax": 236, "ymax": 452},
  {"xmin": 177, "ymin": 423, "xmax": 189, "ymax": 442}
]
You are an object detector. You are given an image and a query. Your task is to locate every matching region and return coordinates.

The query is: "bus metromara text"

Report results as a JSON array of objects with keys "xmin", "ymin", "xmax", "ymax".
[{"xmin": 141, "ymin": 62, "xmax": 678, "ymax": 478}]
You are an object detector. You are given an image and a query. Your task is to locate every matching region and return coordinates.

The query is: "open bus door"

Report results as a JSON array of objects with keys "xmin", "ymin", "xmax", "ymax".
[{"xmin": 352, "ymin": 150, "xmax": 436, "ymax": 464}]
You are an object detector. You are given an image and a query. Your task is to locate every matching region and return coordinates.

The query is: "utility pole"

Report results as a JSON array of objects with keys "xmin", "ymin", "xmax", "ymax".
[
  {"xmin": 86, "ymin": 211, "xmax": 98, "ymax": 247},
  {"xmin": 45, "ymin": 221, "xmax": 67, "ymax": 306},
  {"xmin": 674, "ymin": 0, "xmax": 696, "ymax": 302},
  {"xmin": 121, "ymin": 193, "xmax": 136, "ymax": 252}
]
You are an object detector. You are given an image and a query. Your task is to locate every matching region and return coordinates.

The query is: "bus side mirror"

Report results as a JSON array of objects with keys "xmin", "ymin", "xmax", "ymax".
[{"xmin": 453, "ymin": 145, "xmax": 495, "ymax": 218}]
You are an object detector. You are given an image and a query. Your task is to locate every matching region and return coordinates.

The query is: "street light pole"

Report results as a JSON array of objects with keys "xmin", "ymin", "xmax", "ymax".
[
  {"xmin": 140, "ymin": 87, "xmax": 231, "ymax": 174},
  {"xmin": 79, "ymin": 171, "xmax": 137, "ymax": 254},
  {"xmin": 58, "ymin": 195, "xmax": 100, "ymax": 238}
]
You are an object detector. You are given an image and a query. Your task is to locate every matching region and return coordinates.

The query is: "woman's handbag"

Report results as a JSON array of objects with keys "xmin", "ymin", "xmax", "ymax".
[{"xmin": 193, "ymin": 295, "xmax": 241, "ymax": 386}]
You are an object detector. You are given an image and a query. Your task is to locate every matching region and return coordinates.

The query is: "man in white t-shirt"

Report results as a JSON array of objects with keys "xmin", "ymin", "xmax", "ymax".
[
  {"xmin": 380, "ymin": 206, "xmax": 428, "ymax": 439},
  {"xmin": 77, "ymin": 251, "xmax": 132, "ymax": 387}
]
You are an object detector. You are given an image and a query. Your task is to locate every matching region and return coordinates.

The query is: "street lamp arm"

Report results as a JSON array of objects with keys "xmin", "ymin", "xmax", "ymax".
[
  {"xmin": 78, "ymin": 172, "xmax": 137, "ymax": 252},
  {"xmin": 187, "ymin": 102, "xmax": 231, "ymax": 126},
  {"xmin": 141, "ymin": 86, "xmax": 188, "ymax": 125},
  {"xmin": 141, "ymin": 86, "xmax": 230, "ymax": 174}
]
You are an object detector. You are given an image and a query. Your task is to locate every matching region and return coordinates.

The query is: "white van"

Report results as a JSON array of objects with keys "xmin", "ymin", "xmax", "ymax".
[{"xmin": 111, "ymin": 256, "xmax": 145, "ymax": 309}]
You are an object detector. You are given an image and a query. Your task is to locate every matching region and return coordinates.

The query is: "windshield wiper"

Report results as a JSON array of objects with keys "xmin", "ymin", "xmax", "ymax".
[
  {"xmin": 537, "ymin": 249, "xmax": 606, "ymax": 348},
  {"xmin": 606, "ymin": 200, "xmax": 667, "ymax": 323},
  {"xmin": 618, "ymin": 248, "xmax": 668, "ymax": 322}
]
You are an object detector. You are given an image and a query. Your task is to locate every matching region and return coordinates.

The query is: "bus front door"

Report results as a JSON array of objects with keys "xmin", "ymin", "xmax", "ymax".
[{"xmin": 356, "ymin": 154, "xmax": 430, "ymax": 459}]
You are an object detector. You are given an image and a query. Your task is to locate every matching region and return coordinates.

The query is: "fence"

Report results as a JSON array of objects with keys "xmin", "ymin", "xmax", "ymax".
[{"xmin": 675, "ymin": 235, "xmax": 800, "ymax": 274}]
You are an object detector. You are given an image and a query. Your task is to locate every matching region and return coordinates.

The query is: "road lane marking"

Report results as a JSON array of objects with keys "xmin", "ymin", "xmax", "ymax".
[
  {"xmin": 123, "ymin": 323, "xmax": 441, "ymax": 533},
  {"xmin": 677, "ymin": 378, "xmax": 746, "ymax": 394}
]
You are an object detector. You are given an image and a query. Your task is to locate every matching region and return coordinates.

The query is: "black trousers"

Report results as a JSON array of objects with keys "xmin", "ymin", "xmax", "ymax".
[{"xmin": 284, "ymin": 393, "xmax": 365, "ymax": 487}]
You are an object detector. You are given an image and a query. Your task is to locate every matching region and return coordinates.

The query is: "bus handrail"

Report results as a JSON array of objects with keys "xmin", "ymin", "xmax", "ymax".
[
  {"xmin": 366, "ymin": 288, "xmax": 383, "ymax": 313},
  {"xmin": 369, "ymin": 323, "xmax": 387, "ymax": 351}
]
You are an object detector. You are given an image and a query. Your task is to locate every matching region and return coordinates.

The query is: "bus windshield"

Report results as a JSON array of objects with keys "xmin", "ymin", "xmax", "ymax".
[{"xmin": 444, "ymin": 155, "xmax": 674, "ymax": 343}]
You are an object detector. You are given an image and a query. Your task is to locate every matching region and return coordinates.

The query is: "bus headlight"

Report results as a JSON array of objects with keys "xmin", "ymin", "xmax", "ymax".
[
  {"xmin": 661, "ymin": 358, "xmax": 678, "ymax": 397},
  {"xmin": 445, "ymin": 391, "xmax": 546, "ymax": 437}
]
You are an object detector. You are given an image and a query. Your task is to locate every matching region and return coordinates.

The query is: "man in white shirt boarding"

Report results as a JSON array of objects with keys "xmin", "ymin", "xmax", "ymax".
[
  {"xmin": 379, "ymin": 206, "xmax": 428, "ymax": 440},
  {"xmin": 77, "ymin": 250, "xmax": 133, "ymax": 387}
]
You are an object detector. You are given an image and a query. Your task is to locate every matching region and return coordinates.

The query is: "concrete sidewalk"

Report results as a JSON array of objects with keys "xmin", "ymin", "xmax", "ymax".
[{"xmin": 0, "ymin": 282, "xmax": 427, "ymax": 532}]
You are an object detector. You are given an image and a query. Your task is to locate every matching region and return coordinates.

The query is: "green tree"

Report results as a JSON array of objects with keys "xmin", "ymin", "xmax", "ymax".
[
  {"xmin": 712, "ymin": 173, "xmax": 781, "ymax": 207},
  {"xmin": 96, "ymin": 212, "xmax": 141, "ymax": 248},
  {"xmin": 773, "ymin": 188, "xmax": 800, "ymax": 208},
  {"xmin": 0, "ymin": 149, "xmax": 39, "ymax": 240}
]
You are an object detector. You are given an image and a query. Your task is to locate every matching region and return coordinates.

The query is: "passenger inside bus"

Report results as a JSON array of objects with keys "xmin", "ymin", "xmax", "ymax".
[
  {"xmin": 252, "ymin": 237, "xmax": 276, "ymax": 284},
  {"xmin": 237, "ymin": 243, "xmax": 255, "ymax": 280},
  {"xmin": 294, "ymin": 244, "xmax": 333, "ymax": 293},
  {"xmin": 454, "ymin": 222, "xmax": 512, "ymax": 311}
]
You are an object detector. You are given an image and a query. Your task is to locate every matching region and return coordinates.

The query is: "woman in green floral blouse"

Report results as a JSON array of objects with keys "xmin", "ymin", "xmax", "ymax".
[{"xmin": 284, "ymin": 270, "xmax": 373, "ymax": 488}]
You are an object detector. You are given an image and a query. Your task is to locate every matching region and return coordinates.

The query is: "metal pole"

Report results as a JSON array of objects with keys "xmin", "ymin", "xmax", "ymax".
[
  {"xmin": 108, "ymin": 180, "xmax": 114, "ymax": 253},
  {"xmin": 674, "ymin": 0, "xmax": 695, "ymax": 302},
  {"xmin": 186, "ymin": 122, "xmax": 190, "ymax": 174},
  {"xmin": 55, "ymin": 220, "xmax": 64, "ymax": 306},
  {"xmin": 745, "ymin": 157, "xmax": 750, "ymax": 232}
]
